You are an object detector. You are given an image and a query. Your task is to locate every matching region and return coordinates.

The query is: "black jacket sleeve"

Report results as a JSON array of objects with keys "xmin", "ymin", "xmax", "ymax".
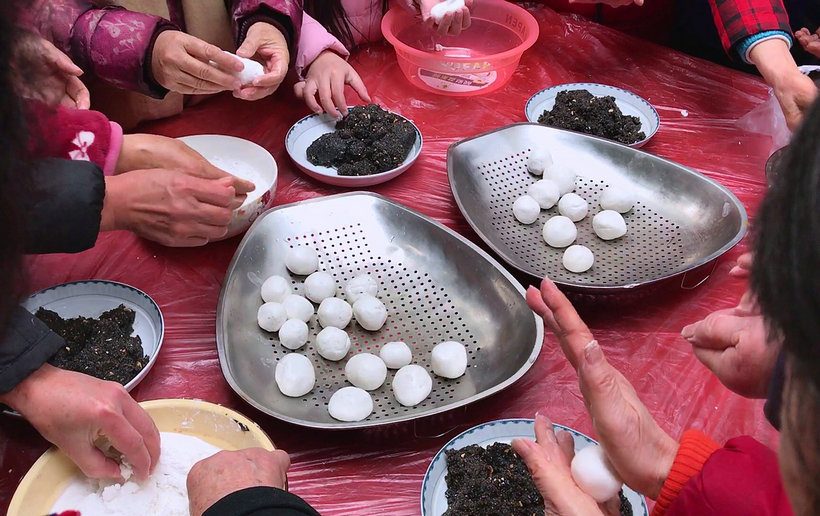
[
  {"xmin": 764, "ymin": 350, "xmax": 785, "ymax": 430},
  {"xmin": 0, "ymin": 306, "xmax": 64, "ymax": 394},
  {"xmin": 204, "ymin": 487, "xmax": 321, "ymax": 516},
  {"xmin": 24, "ymin": 159, "xmax": 104, "ymax": 254}
]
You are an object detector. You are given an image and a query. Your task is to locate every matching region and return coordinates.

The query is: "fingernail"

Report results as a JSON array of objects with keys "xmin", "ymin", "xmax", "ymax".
[
  {"xmin": 584, "ymin": 340, "xmax": 602, "ymax": 364},
  {"xmin": 681, "ymin": 324, "xmax": 695, "ymax": 340},
  {"xmin": 526, "ymin": 286, "xmax": 538, "ymax": 296}
]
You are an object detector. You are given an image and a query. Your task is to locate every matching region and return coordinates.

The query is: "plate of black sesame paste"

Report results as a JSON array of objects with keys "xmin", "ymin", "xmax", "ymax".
[
  {"xmin": 421, "ymin": 418, "xmax": 648, "ymax": 516},
  {"xmin": 525, "ymin": 83, "xmax": 659, "ymax": 148},
  {"xmin": 285, "ymin": 104, "xmax": 423, "ymax": 187}
]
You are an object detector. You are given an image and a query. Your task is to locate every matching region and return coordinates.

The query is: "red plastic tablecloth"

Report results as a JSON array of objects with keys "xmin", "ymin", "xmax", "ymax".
[{"xmin": 1, "ymin": 6, "xmax": 779, "ymax": 514}]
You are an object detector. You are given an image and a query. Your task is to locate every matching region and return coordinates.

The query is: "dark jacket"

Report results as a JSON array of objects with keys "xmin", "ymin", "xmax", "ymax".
[{"xmin": 204, "ymin": 486, "xmax": 320, "ymax": 516}]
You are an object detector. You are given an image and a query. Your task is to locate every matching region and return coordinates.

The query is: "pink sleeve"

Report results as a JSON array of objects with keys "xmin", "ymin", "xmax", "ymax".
[
  {"xmin": 103, "ymin": 122, "xmax": 124, "ymax": 176},
  {"xmin": 295, "ymin": 12, "xmax": 350, "ymax": 79}
]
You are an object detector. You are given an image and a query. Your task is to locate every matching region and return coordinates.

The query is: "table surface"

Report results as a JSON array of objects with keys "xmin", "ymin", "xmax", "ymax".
[{"xmin": 1, "ymin": 6, "xmax": 779, "ymax": 515}]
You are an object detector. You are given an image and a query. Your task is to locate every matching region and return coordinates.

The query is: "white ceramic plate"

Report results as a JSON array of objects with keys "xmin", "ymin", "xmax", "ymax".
[
  {"xmin": 178, "ymin": 135, "xmax": 278, "ymax": 240},
  {"xmin": 421, "ymin": 418, "xmax": 649, "ymax": 515},
  {"xmin": 525, "ymin": 83, "xmax": 660, "ymax": 148},
  {"xmin": 285, "ymin": 107, "xmax": 423, "ymax": 187}
]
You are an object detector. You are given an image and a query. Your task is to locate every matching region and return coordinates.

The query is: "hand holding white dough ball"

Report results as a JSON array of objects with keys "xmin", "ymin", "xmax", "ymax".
[
  {"xmin": 353, "ymin": 295, "xmax": 387, "ymax": 331},
  {"xmin": 379, "ymin": 341, "xmax": 412, "ymax": 369},
  {"xmin": 283, "ymin": 294, "xmax": 314, "ymax": 322},
  {"xmin": 593, "ymin": 210, "xmax": 627, "ymax": 240},
  {"xmin": 318, "ymin": 297, "xmax": 353, "ymax": 328},
  {"xmin": 558, "ymin": 193, "xmax": 589, "ymax": 222},
  {"xmin": 526, "ymin": 149, "xmax": 553, "ymax": 176},
  {"xmin": 285, "ymin": 247, "xmax": 318, "ymax": 275},
  {"xmin": 392, "ymin": 364, "xmax": 433, "ymax": 406},
  {"xmin": 260, "ymin": 275, "xmax": 291, "ymax": 303},
  {"xmin": 545, "ymin": 165, "xmax": 576, "ymax": 195},
  {"xmin": 430, "ymin": 0, "xmax": 466, "ymax": 22},
  {"xmin": 344, "ymin": 274, "xmax": 378, "ymax": 303},
  {"xmin": 599, "ymin": 186, "xmax": 636, "ymax": 213},
  {"xmin": 345, "ymin": 353, "xmax": 387, "ymax": 391},
  {"xmin": 562, "ymin": 245, "xmax": 594, "ymax": 273},
  {"xmin": 275, "ymin": 353, "xmax": 315, "ymax": 397},
  {"xmin": 513, "ymin": 195, "xmax": 541, "ymax": 225},
  {"xmin": 431, "ymin": 341, "xmax": 467, "ymax": 379},
  {"xmin": 278, "ymin": 319, "xmax": 309, "ymax": 350},
  {"xmin": 316, "ymin": 327, "xmax": 351, "ymax": 361},
  {"xmin": 543, "ymin": 216, "xmax": 577, "ymax": 248},
  {"xmin": 222, "ymin": 51, "xmax": 264, "ymax": 86},
  {"xmin": 257, "ymin": 302, "xmax": 287, "ymax": 332},
  {"xmin": 328, "ymin": 386, "xmax": 373, "ymax": 422},
  {"xmin": 570, "ymin": 445, "xmax": 623, "ymax": 503},
  {"xmin": 304, "ymin": 271, "xmax": 336, "ymax": 303},
  {"xmin": 527, "ymin": 179, "xmax": 560, "ymax": 209}
]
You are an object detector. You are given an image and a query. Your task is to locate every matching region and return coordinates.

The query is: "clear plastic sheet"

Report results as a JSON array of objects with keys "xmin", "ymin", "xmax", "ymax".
[{"xmin": 1, "ymin": 5, "xmax": 779, "ymax": 514}]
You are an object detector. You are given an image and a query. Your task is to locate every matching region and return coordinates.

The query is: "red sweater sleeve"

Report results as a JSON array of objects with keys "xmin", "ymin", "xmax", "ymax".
[{"xmin": 707, "ymin": 0, "xmax": 792, "ymax": 54}]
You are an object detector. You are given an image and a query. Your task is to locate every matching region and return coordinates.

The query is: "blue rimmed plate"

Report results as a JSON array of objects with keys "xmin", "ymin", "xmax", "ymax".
[
  {"xmin": 525, "ymin": 83, "xmax": 660, "ymax": 148},
  {"xmin": 421, "ymin": 418, "xmax": 649, "ymax": 515}
]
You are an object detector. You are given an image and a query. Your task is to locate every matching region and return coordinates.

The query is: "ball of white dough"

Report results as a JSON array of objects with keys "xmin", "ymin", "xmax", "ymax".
[
  {"xmin": 379, "ymin": 341, "xmax": 412, "ymax": 369},
  {"xmin": 593, "ymin": 210, "xmax": 627, "ymax": 240},
  {"xmin": 345, "ymin": 353, "xmax": 387, "ymax": 391},
  {"xmin": 285, "ymin": 247, "xmax": 318, "ymax": 276},
  {"xmin": 430, "ymin": 0, "xmax": 465, "ymax": 22},
  {"xmin": 353, "ymin": 295, "xmax": 387, "ymax": 331},
  {"xmin": 283, "ymin": 294, "xmax": 314, "ymax": 322},
  {"xmin": 545, "ymin": 165, "xmax": 576, "ymax": 195},
  {"xmin": 328, "ymin": 386, "xmax": 373, "ymax": 422},
  {"xmin": 527, "ymin": 179, "xmax": 560, "ymax": 209},
  {"xmin": 599, "ymin": 186, "xmax": 636, "ymax": 213},
  {"xmin": 431, "ymin": 341, "xmax": 467, "ymax": 379},
  {"xmin": 513, "ymin": 195, "xmax": 541, "ymax": 225},
  {"xmin": 304, "ymin": 271, "xmax": 336, "ymax": 303},
  {"xmin": 316, "ymin": 327, "xmax": 351, "ymax": 361},
  {"xmin": 317, "ymin": 297, "xmax": 353, "ymax": 328},
  {"xmin": 527, "ymin": 149, "xmax": 553, "ymax": 176},
  {"xmin": 570, "ymin": 445, "xmax": 623, "ymax": 503},
  {"xmin": 392, "ymin": 365, "xmax": 433, "ymax": 407},
  {"xmin": 542, "ymin": 216, "xmax": 577, "ymax": 248},
  {"xmin": 344, "ymin": 274, "xmax": 378, "ymax": 303},
  {"xmin": 562, "ymin": 245, "xmax": 594, "ymax": 273},
  {"xmin": 558, "ymin": 193, "xmax": 589, "ymax": 222},
  {"xmin": 222, "ymin": 51, "xmax": 265, "ymax": 86},
  {"xmin": 275, "ymin": 353, "xmax": 315, "ymax": 397},
  {"xmin": 261, "ymin": 275, "xmax": 291, "ymax": 303},
  {"xmin": 278, "ymin": 319, "xmax": 309, "ymax": 350},
  {"xmin": 257, "ymin": 302, "xmax": 287, "ymax": 332}
]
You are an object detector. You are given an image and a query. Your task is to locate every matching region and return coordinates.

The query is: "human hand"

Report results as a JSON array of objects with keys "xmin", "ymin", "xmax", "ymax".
[
  {"xmin": 187, "ymin": 448, "xmax": 290, "ymax": 516},
  {"xmin": 419, "ymin": 0, "xmax": 473, "ymax": 36},
  {"xmin": 35, "ymin": 37, "xmax": 91, "ymax": 109},
  {"xmin": 568, "ymin": 0, "xmax": 643, "ymax": 6},
  {"xmin": 729, "ymin": 252, "xmax": 753, "ymax": 278},
  {"xmin": 0, "ymin": 364, "xmax": 160, "ymax": 481},
  {"xmin": 526, "ymin": 279, "xmax": 678, "ymax": 499},
  {"xmin": 234, "ymin": 22, "xmax": 290, "ymax": 101},
  {"xmin": 294, "ymin": 50, "xmax": 371, "ymax": 117},
  {"xmin": 151, "ymin": 31, "xmax": 243, "ymax": 94},
  {"xmin": 771, "ymin": 69, "xmax": 818, "ymax": 130},
  {"xmin": 796, "ymin": 27, "xmax": 820, "ymax": 58}
]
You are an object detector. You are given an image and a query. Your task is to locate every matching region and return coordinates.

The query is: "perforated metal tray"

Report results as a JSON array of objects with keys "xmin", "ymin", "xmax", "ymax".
[
  {"xmin": 217, "ymin": 193, "xmax": 543, "ymax": 429},
  {"xmin": 449, "ymin": 123, "xmax": 748, "ymax": 292}
]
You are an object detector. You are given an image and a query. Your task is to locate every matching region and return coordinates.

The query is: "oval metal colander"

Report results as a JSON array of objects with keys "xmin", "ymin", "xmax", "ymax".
[
  {"xmin": 217, "ymin": 193, "xmax": 543, "ymax": 429},
  {"xmin": 449, "ymin": 123, "xmax": 748, "ymax": 292}
]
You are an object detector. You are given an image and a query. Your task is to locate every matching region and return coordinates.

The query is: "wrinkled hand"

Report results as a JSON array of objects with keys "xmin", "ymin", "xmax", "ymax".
[
  {"xmin": 294, "ymin": 50, "xmax": 371, "ymax": 117},
  {"xmin": 37, "ymin": 37, "xmax": 90, "ymax": 109},
  {"xmin": 729, "ymin": 252, "xmax": 753, "ymax": 278},
  {"xmin": 234, "ymin": 22, "xmax": 290, "ymax": 101},
  {"xmin": 796, "ymin": 27, "xmax": 820, "ymax": 58},
  {"xmin": 772, "ymin": 69, "xmax": 818, "ymax": 131},
  {"xmin": 526, "ymin": 279, "xmax": 678, "ymax": 499},
  {"xmin": 151, "ymin": 31, "xmax": 242, "ymax": 94},
  {"xmin": 418, "ymin": 0, "xmax": 473, "ymax": 36},
  {"xmin": 0, "ymin": 364, "xmax": 160, "ymax": 481},
  {"xmin": 187, "ymin": 448, "xmax": 290, "ymax": 516}
]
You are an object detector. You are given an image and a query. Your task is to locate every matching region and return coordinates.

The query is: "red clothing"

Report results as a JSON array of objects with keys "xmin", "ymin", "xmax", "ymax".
[{"xmin": 708, "ymin": 0, "xmax": 792, "ymax": 53}]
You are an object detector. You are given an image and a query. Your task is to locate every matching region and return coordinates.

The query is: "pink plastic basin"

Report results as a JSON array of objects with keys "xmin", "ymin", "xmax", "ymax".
[{"xmin": 381, "ymin": 0, "xmax": 539, "ymax": 96}]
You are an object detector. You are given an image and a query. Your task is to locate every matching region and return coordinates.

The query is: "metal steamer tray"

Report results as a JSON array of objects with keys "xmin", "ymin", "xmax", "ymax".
[
  {"xmin": 217, "ymin": 193, "xmax": 543, "ymax": 429},
  {"xmin": 449, "ymin": 123, "xmax": 748, "ymax": 292}
]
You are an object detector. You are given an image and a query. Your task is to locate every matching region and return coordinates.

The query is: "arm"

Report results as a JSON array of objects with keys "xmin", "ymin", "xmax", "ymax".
[
  {"xmin": 295, "ymin": 12, "xmax": 349, "ymax": 79},
  {"xmin": 0, "ymin": 307, "xmax": 66, "ymax": 394},
  {"xmin": 231, "ymin": 0, "xmax": 303, "ymax": 52},
  {"xmin": 706, "ymin": 0, "xmax": 791, "ymax": 59},
  {"xmin": 203, "ymin": 487, "xmax": 320, "ymax": 516}
]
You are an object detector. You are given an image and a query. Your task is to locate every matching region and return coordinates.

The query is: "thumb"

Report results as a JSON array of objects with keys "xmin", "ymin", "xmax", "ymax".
[
  {"xmin": 71, "ymin": 444, "xmax": 124, "ymax": 480},
  {"xmin": 236, "ymin": 38, "xmax": 256, "ymax": 59},
  {"xmin": 294, "ymin": 81, "xmax": 306, "ymax": 97},
  {"xmin": 692, "ymin": 345, "xmax": 735, "ymax": 378}
]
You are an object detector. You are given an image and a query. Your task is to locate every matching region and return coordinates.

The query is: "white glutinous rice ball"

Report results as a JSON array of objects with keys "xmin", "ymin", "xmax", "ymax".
[
  {"xmin": 278, "ymin": 319, "xmax": 309, "ymax": 350},
  {"xmin": 599, "ymin": 186, "xmax": 636, "ymax": 213},
  {"xmin": 430, "ymin": 0, "xmax": 466, "ymax": 22},
  {"xmin": 392, "ymin": 365, "xmax": 433, "ymax": 407},
  {"xmin": 570, "ymin": 445, "xmax": 623, "ymax": 503},
  {"xmin": 352, "ymin": 295, "xmax": 387, "ymax": 331},
  {"xmin": 527, "ymin": 179, "xmax": 560, "ymax": 209},
  {"xmin": 285, "ymin": 247, "xmax": 318, "ymax": 276},
  {"xmin": 542, "ymin": 216, "xmax": 578, "ymax": 248},
  {"xmin": 303, "ymin": 271, "xmax": 336, "ymax": 303},
  {"xmin": 431, "ymin": 341, "xmax": 467, "ymax": 379},
  {"xmin": 379, "ymin": 341, "xmax": 412, "ymax": 369},
  {"xmin": 344, "ymin": 274, "xmax": 378, "ymax": 303},
  {"xmin": 222, "ymin": 51, "xmax": 265, "ymax": 86},
  {"xmin": 315, "ymin": 327, "xmax": 351, "ymax": 361},
  {"xmin": 328, "ymin": 386, "xmax": 373, "ymax": 422},
  {"xmin": 345, "ymin": 353, "xmax": 387, "ymax": 391},
  {"xmin": 275, "ymin": 353, "xmax": 315, "ymax": 397},
  {"xmin": 283, "ymin": 294, "xmax": 314, "ymax": 322},
  {"xmin": 593, "ymin": 210, "xmax": 627, "ymax": 240},
  {"xmin": 260, "ymin": 275, "xmax": 291, "ymax": 303},
  {"xmin": 317, "ymin": 297, "xmax": 353, "ymax": 329},
  {"xmin": 513, "ymin": 195, "xmax": 541, "ymax": 225},
  {"xmin": 545, "ymin": 165, "xmax": 576, "ymax": 195},
  {"xmin": 558, "ymin": 193, "xmax": 589, "ymax": 222},
  {"xmin": 562, "ymin": 245, "xmax": 594, "ymax": 273},
  {"xmin": 257, "ymin": 302, "xmax": 287, "ymax": 332},
  {"xmin": 526, "ymin": 149, "xmax": 553, "ymax": 176}
]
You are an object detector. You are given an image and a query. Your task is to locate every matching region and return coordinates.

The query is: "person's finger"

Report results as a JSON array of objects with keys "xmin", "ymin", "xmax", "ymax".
[
  {"xmin": 449, "ymin": 10, "xmax": 464, "ymax": 36},
  {"xmin": 175, "ymin": 71, "xmax": 235, "ymax": 94},
  {"xmin": 539, "ymin": 278, "xmax": 595, "ymax": 368},
  {"xmin": 229, "ymin": 176, "xmax": 255, "ymax": 195},
  {"xmin": 44, "ymin": 45, "xmax": 83, "ymax": 76},
  {"xmin": 233, "ymin": 85, "xmax": 276, "ymax": 101},
  {"xmin": 188, "ymin": 39, "xmax": 243, "ymax": 73},
  {"xmin": 235, "ymin": 37, "xmax": 258, "ymax": 59},
  {"xmin": 346, "ymin": 70, "xmax": 371, "ymax": 103},
  {"xmin": 691, "ymin": 345, "xmax": 738, "ymax": 381},
  {"xmin": 302, "ymin": 80, "xmax": 322, "ymax": 114},
  {"xmin": 67, "ymin": 76, "xmax": 91, "ymax": 109},
  {"xmin": 681, "ymin": 313, "xmax": 747, "ymax": 349},
  {"xmin": 193, "ymin": 201, "xmax": 235, "ymax": 226},
  {"xmin": 119, "ymin": 400, "xmax": 161, "ymax": 474},
  {"xmin": 461, "ymin": 8, "xmax": 472, "ymax": 31},
  {"xmin": 555, "ymin": 429, "xmax": 576, "ymax": 463},
  {"xmin": 533, "ymin": 413, "xmax": 558, "ymax": 451},
  {"xmin": 69, "ymin": 443, "xmax": 123, "ymax": 479},
  {"xmin": 331, "ymin": 73, "xmax": 349, "ymax": 117},
  {"xmin": 294, "ymin": 81, "xmax": 306, "ymax": 98},
  {"xmin": 188, "ymin": 176, "xmax": 240, "ymax": 207},
  {"xmin": 577, "ymin": 340, "xmax": 625, "ymax": 411},
  {"xmin": 437, "ymin": 12, "xmax": 454, "ymax": 35},
  {"xmin": 179, "ymin": 54, "xmax": 239, "ymax": 91},
  {"xmin": 318, "ymin": 78, "xmax": 340, "ymax": 118},
  {"xmin": 100, "ymin": 411, "xmax": 153, "ymax": 481}
]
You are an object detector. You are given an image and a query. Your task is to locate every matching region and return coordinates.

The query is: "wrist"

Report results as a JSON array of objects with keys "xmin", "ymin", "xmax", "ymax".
[
  {"xmin": 0, "ymin": 363, "xmax": 57, "ymax": 415},
  {"xmin": 749, "ymin": 38, "xmax": 799, "ymax": 86},
  {"xmin": 650, "ymin": 434, "xmax": 680, "ymax": 499},
  {"xmin": 101, "ymin": 175, "xmax": 128, "ymax": 232}
]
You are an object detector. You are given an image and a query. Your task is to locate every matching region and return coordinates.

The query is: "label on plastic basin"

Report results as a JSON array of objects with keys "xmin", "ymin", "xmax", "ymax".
[{"xmin": 417, "ymin": 68, "xmax": 497, "ymax": 92}]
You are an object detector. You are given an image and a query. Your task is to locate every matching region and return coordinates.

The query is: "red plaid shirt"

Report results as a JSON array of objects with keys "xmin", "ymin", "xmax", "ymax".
[{"xmin": 708, "ymin": 0, "xmax": 792, "ymax": 54}]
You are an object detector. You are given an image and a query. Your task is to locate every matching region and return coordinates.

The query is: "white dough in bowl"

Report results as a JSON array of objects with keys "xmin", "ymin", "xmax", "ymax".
[
  {"xmin": 430, "ymin": 0, "xmax": 465, "ymax": 22},
  {"xmin": 352, "ymin": 295, "xmax": 387, "ymax": 331},
  {"xmin": 558, "ymin": 193, "xmax": 589, "ymax": 222},
  {"xmin": 545, "ymin": 165, "xmax": 576, "ymax": 195},
  {"xmin": 570, "ymin": 445, "xmax": 623, "ymax": 503},
  {"xmin": 562, "ymin": 245, "xmax": 594, "ymax": 273},
  {"xmin": 542, "ymin": 216, "xmax": 577, "ymax": 248},
  {"xmin": 317, "ymin": 297, "xmax": 353, "ymax": 328},
  {"xmin": 345, "ymin": 353, "xmax": 387, "ymax": 391},
  {"xmin": 260, "ymin": 275, "xmax": 291, "ymax": 303},
  {"xmin": 592, "ymin": 210, "xmax": 627, "ymax": 240},
  {"xmin": 379, "ymin": 341, "xmax": 412, "ymax": 369},
  {"xmin": 283, "ymin": 294, "xmax": 314, "ymax": 322},
  {"xmin": 344, "ymin": 274, "xmax": 378, "ymax": 303},
  {"xmin": 392, "ymin": 365, "xmax": 432, "ymax": 406},
  {"xmin": 528, "ymin": 179, "xmax": 560, "ymax": 209},
  {"xmin": 328, "ymin": 386, "xmax": 373, "ymax": 422},
  {"xmin": 431, "ymin": 341, "xmax": 467, "ymax": 379},
  {"xmin": 278, "ymin": 319, "xmax": 309, "ymax": 350},
  {"xmin": 513, "ymin": 195, "xmax": 541, "ymax": 225},
  {"xmin": 257, "ymin": 302, "xmax": 287, "ymax": 332},
  {"xmin": 526, "ymin": 149, "xmax": 553, "ymax": 176},
  {"xmin": 304, "ymin": 271, "xmax": 336, "ymax": 303},
  {"xmin": 599, "ymin": 186, "xmax": 635, "ymax": 213},
  {"xmin": 285, "ymin": 247, "xmax": 318, "ymax": 275},
  {"xmin": 221, "ymin": 51, "xmax": 265, "ymax": 86},
  {"xmin": 316, "ymin": 327, "xmax": 351, "ymax": 361},
  {"xmin": 275, "ymin": 353, "xmax": 315, "ymax": 397}
]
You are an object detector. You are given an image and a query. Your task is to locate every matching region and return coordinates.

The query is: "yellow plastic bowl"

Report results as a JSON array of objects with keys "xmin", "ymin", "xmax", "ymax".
[{"xmin": 8, "ymin": 399, "xmax": 274, "ymax": 516}]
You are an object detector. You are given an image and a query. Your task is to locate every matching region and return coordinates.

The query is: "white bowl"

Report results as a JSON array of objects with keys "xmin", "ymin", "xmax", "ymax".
[{"xmin": 177, "ymin": 135, "xmax": 278, "ymax": 239}]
